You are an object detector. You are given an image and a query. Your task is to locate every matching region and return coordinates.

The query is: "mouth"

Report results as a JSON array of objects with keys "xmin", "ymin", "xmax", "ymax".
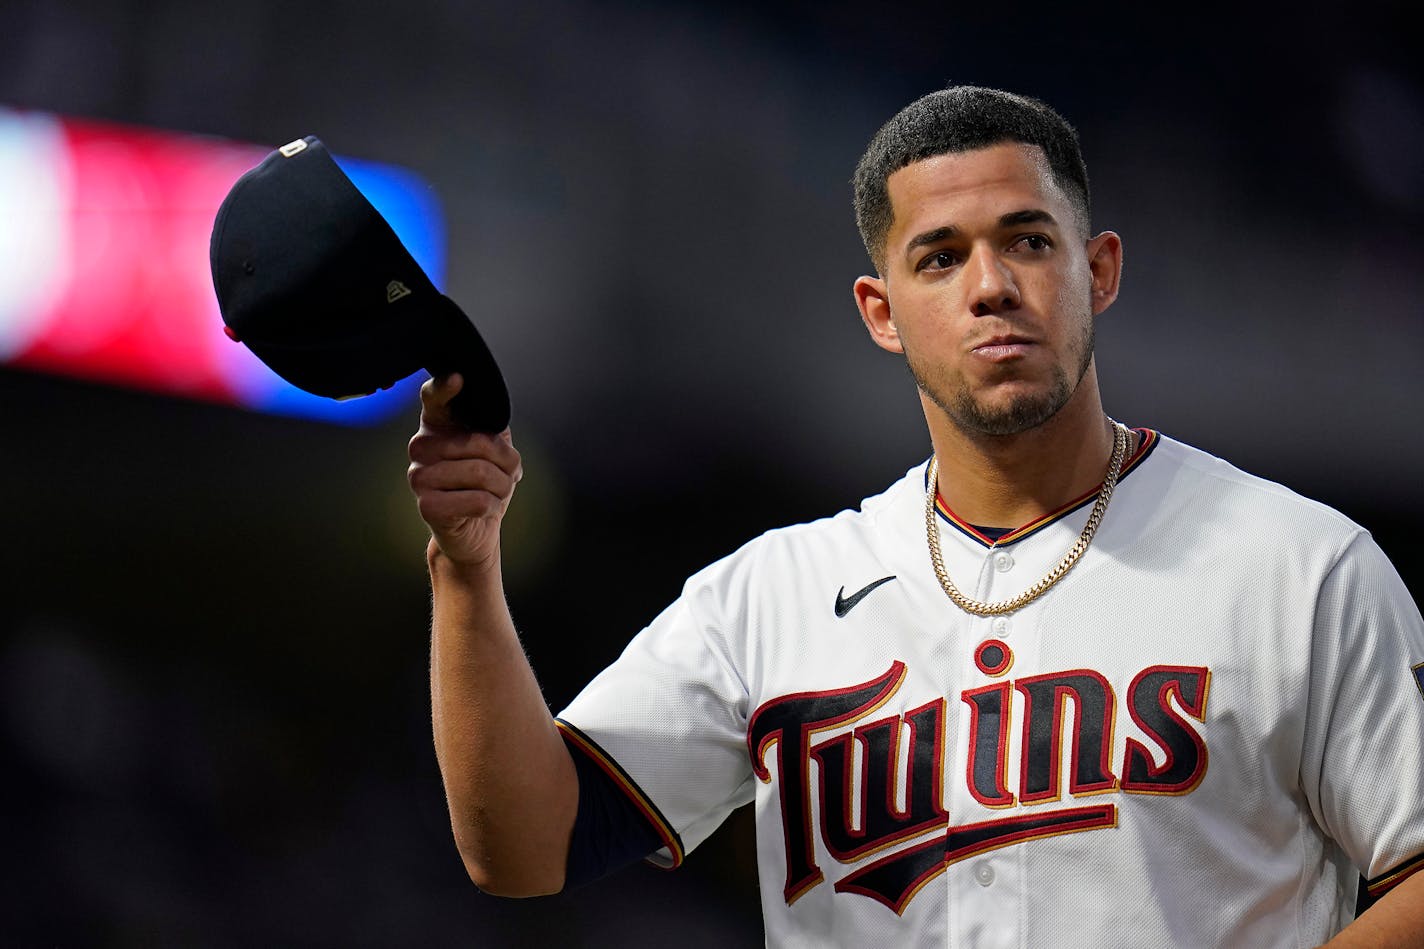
[{"xmin": 970, "ymin": 334, "xmax": 1036, "ymax": 361}]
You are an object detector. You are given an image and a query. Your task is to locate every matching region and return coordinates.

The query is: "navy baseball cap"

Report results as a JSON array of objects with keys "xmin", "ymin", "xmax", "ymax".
[{"xmin": 210, "ymin": 136, "xmax": 509, "ymax": 431}]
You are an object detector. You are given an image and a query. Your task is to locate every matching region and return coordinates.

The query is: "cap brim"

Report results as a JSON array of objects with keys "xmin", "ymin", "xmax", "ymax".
[{"xmin": 426, "ymin": 295, "xmax": 511, "ymax": 433}]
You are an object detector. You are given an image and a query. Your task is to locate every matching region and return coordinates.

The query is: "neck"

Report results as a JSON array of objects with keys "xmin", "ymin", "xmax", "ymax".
[{"xmin": 924, "ymin": 373, "xmax": 1120, "ymax": 529}]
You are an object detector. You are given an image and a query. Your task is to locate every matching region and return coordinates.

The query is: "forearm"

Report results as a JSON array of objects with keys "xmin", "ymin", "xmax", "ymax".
[
  {"xmin": 1324, "ymin": 871, "xmax": 1424, "ymax": 948},
  {"xmin": 428, "ymin": 540, "xmax": 577, "ymax": 896}
]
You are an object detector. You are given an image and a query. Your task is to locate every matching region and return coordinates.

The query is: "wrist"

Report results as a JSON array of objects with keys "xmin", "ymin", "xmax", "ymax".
[{"xmin": 427, "ymin": 536, "xmax": 502, "ymax": 585}]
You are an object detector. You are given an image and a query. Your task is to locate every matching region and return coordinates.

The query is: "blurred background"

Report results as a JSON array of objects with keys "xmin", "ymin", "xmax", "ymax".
[{"xmin": 1, "ymin": 0, "xmax": 1421, "ymax": 944}]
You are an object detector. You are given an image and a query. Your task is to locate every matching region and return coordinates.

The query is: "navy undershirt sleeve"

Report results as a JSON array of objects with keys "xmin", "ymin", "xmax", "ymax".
[{"xmin": 561, "ymin": 736, "xmax": 666, "ymax": 890}]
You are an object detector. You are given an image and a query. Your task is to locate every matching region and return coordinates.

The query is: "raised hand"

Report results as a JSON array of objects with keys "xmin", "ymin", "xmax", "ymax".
[{"xmin": 408, "ymin": 373, "xmax": 522, "ymax": 571}]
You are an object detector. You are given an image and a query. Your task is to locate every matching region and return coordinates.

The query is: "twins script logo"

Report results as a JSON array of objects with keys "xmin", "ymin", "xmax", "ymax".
[{"xmin": 746, "ymin": 651, "xmax": 1210, "ymax": 914}]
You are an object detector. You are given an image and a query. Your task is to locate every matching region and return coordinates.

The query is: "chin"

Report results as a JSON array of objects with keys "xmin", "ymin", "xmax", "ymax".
[{"xmin": 946, "ymin": 383, "xmax": 1073, "ymax": 438}]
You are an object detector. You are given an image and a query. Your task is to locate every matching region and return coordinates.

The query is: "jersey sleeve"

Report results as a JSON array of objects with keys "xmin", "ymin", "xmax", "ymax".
[
  {"xmin": 556, "ymin": 546, "xmax": 759, "ymax": 868},
  {"xmin": 1301, "ymin": 531, "xmax": 1424, "ymax": 896},
  {"xmin": 558, "ymin": 721, "xmax": 670, "ymax": 888}
]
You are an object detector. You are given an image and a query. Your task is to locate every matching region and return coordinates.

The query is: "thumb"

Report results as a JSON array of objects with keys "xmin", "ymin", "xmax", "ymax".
[{"xmin": 420, "ymin": 372, "xmax": 465, "ymax": 428}]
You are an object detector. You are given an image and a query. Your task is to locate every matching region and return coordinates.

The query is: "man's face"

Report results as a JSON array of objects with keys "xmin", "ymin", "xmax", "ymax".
[{"xmin": 855, "ymin": 143, "xmax": 1119, "ymax": 438}]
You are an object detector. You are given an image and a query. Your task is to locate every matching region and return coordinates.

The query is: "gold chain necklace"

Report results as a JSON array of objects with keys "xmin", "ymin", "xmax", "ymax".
[{"xmin": 925, "ymin": 420, "xmax": 1130, "ymax": 617}]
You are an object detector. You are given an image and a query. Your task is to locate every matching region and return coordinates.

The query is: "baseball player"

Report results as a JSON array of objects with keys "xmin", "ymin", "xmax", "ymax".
[{"xmin": 406, "ymin": 87, "xmax": 1424, "ymax": 946}]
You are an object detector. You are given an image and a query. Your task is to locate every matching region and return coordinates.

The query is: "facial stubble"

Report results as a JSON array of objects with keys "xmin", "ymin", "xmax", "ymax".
[{"xmin": 907, "ymin": 315, "xmax": 1096, "ymax": 438}]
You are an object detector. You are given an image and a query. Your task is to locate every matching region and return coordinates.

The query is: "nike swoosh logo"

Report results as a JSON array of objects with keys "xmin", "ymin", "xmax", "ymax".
[{"xmin": 835, "ymin": 576, "xmax": 897, "ymax": 618}]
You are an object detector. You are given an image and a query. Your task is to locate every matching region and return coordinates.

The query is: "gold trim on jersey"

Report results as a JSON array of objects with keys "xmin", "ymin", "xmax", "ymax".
[
  {"xmin": 1366, "ymin": 849, "xmax": 1424, "ymax": 898},
  {"xmin": 555, "ymin": 718, "xmax": 686, "ymax": 868},
  {"xmin": 932, "ymin": 427, "xmax": 1160, "ymax": 549}
]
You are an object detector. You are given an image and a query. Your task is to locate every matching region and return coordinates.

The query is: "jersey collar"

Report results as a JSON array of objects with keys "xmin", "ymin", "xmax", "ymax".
[{"xmin": 926, "ymin": 427, "xmax": 1160, "ymax": 550}]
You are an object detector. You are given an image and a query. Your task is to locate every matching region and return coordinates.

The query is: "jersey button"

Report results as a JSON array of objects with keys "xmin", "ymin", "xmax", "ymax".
[
  {"xmin": 992, "ymin": 617, "xmax": 1010, "ymax": 636},
  {"xmin": 973, "ymin": 861, "xmax": 995, "ymax": 886},
  {"xmin": 993, "ymin": 553, "xmax": 1014, "ymax": 572}
]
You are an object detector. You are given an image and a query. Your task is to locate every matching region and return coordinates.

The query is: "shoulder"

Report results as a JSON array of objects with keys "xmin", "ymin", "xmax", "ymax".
[
  {"xmin": 680, "ymin": 460, "xmax": 928, "ymax": 600},
  {"xmin": 1134, "ymin": 431, "xmax": 1366, "ymax": 552}
]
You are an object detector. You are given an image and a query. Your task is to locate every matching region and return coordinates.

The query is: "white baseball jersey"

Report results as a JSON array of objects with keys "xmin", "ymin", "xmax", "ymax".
[{"xmin": 557, "ymin": 430, "xmax": 1424, "ymax": 947}]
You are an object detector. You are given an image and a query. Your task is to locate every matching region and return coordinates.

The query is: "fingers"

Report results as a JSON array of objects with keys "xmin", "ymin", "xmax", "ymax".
[
  {"xmin": 409, "ymin": 439, "xmax": 522, "ymax": 491},
  {"xmin": 420, "ymin": 372, "xmax": 466, "ymax": 430},
  {"xmin": 410, "ymin": 423, "xmax": 520, "ymax": 472},
  {"xmin": 410, "ymin": 455, "xmax": 521, "ymax": 496},
  {"xmin": 408, "ymin": 406, "xmax": 523, "ymax": 534},
  {"xmin": 414, "ymin": 483, "xmax": 512, "ymax": 528},
  {"xmin": 410, "ymin": 374, "xmax": 524, "ymax": 556},
  {"xmin": 409, "ymin": 456, "xmax": 522, "ymax": 533},
  {"xmin": 405, "ymin": 374, "xmax": 516, "ymax": 570}
]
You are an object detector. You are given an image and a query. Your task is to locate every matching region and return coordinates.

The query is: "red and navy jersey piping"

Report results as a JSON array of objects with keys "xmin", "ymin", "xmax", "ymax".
[
  {"xmin": 1365, "ymin": 850, "xmax": 1424, "ymax": 898},
  {"xmin": 925, "ymin": 428, "xmax": 1160, "ymax": 550},
  {"xmin": 555, "ymin": 718, "xmax": 686, "ymax": 868}
]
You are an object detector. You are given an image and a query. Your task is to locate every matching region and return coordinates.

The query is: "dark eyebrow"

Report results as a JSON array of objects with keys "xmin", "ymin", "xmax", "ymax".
[
  {"xmin": 998, "ymin": 208, "xmax": 1059, "ymax": 228},
  {"xmin": 903, "ymin": 209, "xmax": 1061, "ymax": 260},
  {"xmin": 904, "ymin": 225, "xmax": 957, "ymax": 257}
]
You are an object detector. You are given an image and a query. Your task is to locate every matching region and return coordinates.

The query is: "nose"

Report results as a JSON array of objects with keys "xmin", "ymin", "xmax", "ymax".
[{"xmin": 965, "ymin": 245, "xmax": 1021, "ymax": 316}]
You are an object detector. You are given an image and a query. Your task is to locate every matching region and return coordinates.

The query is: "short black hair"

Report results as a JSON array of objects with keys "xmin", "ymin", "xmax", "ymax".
[{"xmin": 853, "ymin": 86, "xmax": 1091, "ymax": 272}]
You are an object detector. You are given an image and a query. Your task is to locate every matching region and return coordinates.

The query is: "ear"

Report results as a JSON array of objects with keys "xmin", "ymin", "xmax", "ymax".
[
  {"xmin": 853, "ymin": 275, "xmax": 903, "ymax": 354},
  {"xmin": 1086, "ymin": 230, "xmax": 1123, "ymax": 316}
]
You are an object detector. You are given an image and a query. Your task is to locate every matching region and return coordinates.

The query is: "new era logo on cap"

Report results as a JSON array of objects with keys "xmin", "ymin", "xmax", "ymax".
[{"xmin": 209, "ymin": 136, "xmax": 510, "ymax": 432}]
